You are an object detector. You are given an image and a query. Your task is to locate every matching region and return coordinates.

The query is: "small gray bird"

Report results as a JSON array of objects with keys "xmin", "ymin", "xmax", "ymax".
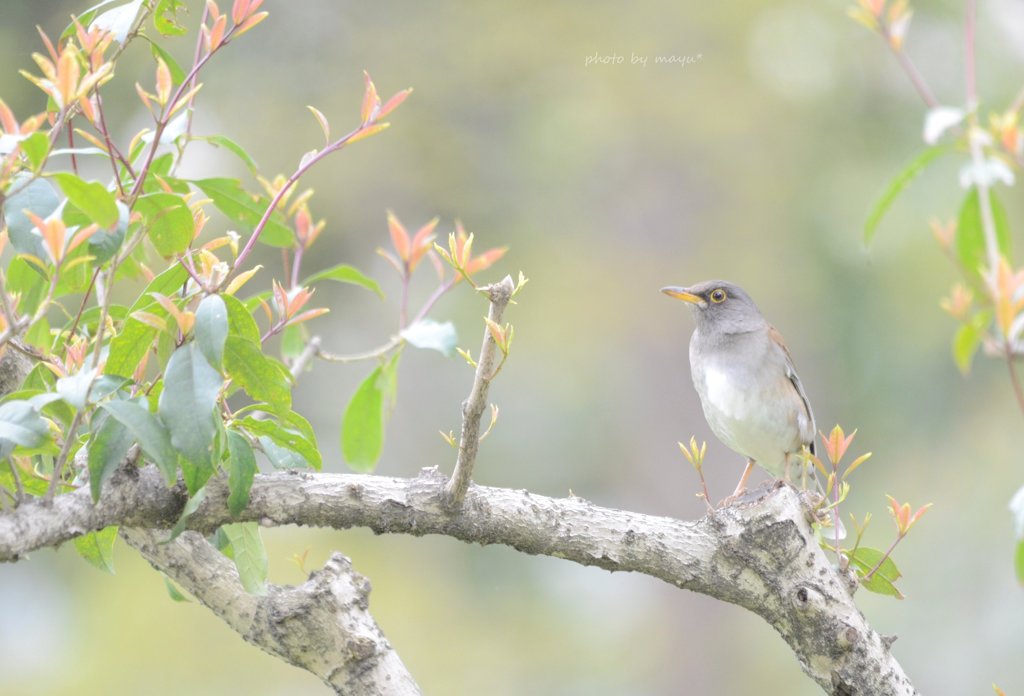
[{"xmin": 661, "ymin": 280, "xmax": 815, "ymax": 500}]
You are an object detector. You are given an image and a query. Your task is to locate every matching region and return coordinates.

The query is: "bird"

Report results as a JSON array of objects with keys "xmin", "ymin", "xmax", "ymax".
[{"xmin": 661, "ymin": 280, "xmax": 815, "ymax": 502}]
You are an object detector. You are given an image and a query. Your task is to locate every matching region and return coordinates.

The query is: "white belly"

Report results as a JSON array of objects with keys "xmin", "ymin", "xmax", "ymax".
[{"xmin": 696, "ymin": 362, "xmax": 801, "ymax": 477}]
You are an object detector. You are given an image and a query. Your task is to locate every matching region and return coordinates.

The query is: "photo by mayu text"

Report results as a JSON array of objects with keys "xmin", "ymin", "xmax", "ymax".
[{"xmin": 583, "ymin": 52, "xmax": 703, "ymax": 67}]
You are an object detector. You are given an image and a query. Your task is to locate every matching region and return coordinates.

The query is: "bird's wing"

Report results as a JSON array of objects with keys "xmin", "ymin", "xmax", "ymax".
[{"xmin": 768, "ymin": 325, "xmax": 816, "ymax": 454}]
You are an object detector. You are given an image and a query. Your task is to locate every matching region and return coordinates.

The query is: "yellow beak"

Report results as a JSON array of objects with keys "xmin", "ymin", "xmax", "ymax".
[{"xmin": 661, "ymin": 286, "xmax": 704, "ymax": 305}]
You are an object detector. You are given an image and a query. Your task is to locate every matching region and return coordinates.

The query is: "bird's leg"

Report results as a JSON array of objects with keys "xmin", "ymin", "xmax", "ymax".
[{"xmin": 730, "ymin": 458, "xmax": 756, "ymax": 498}]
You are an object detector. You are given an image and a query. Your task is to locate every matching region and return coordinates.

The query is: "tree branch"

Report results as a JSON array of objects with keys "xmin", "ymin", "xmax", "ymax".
[
  {"xmin": 0, "ymin": 467, "xmax": 918, "ymax": 694},
  {"xmin": 443, "ymin": 275, "xmax": 515, "ymax": 508},
  {"xmin": 121, "ymin": 528, "xmax": 421, "ymax": 695}
]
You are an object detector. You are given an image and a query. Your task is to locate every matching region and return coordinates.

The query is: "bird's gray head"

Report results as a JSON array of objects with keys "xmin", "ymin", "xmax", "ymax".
[{"xmin": 660, "ymin": 280, "xmax": 767, "ymax": 335}]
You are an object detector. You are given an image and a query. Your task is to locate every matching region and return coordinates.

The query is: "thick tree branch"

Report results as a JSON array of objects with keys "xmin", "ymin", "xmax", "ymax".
[
  {"xmin": 0, "ymin": 467, "xmax": 918, "ymax": 694},
  {"xmin": 121, "ymin": 528, "xmax": 421, "ymax": 695}
]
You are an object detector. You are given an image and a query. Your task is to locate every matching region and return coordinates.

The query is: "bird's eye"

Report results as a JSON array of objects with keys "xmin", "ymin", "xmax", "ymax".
[{"xmin": 710, "ymin": 288, "xmax": 727, "ymax": 303}]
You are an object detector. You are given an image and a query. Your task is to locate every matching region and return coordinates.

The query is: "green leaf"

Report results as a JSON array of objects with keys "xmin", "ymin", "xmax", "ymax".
[
  {"xmin": 240, "ymin": 416, "xmax": 321, "ymax": 470},
  {"xmin": 153, "ymin": 0, "xmax": 188, "ymax": 37},
  {"xmin": 258, "ymin": 435, "xmax": 308, "ymax": 469},
  {"xmin": 341, "ymin": 366, "xmax": 387, "ymax": 472},
  {"xmin": 859, "ymin": 567, "xmax": 904, "ymax": 598},
  {"xmin": 73, "ymin": 525, "xmax": 118, "ymax": 574},
  {"xmin": 167, "ymin": 486, "xmax": 206, "ymax": 542},
  {"xmin": 850, "ymin": 546, "xmax": 902, "ymax": 580},
  {"xmin": 52, "ymin": 172, "xmax": 119, "ymax": 228},
  {"xmin": 105, "ymin": 319, "xmax": 157, "ymax": 379},
  {"xmin": 128, "ymin": 265, "xmax": 188, "ymax": 312},
  {"xmin": 6, "ymin": 257, "xmax": 46, "ymax": 315},
  {"xmin": 106, "ymin": 265, "xmax": 189, "ymax": 378},
  {"xmin": 198, "ymin": 135, "xmax": 259, "ymax": 175},
  {"xmin": 401, "ymin": 319, "xmax": 457, "ymax": 356},
  {"xmin": 64, "ymin": 199, "xmax": 129, "ymax": 264},
  {"xmin": 955, "ymin": 187, "xmax": 1011, "ymax": 280},
  {"xmin": 192, "ymin": 178, "xmax": 293, "ymax": 247},
  {"xmin": 220, "ymin": 522, "xmax": 268, "ymax": 595},
  {"xmin": 147, "ymin": 37, "xmax": 186, "ymax": 82},
  {"xmin": 20, "ymin": 132, "xmax": 50, "ymax": 172},
  {"xmin": 233, "ymin": 404, "xmax": 316, "ymax": 444},
  {"xmin": 0, "ymin": 400, "xmax": 50, "ymax": 458},
  {"xmin": 135, "ymin": 192, "xmax": 194, "ymax": 257},
  {"xmin": 100, "ymin": 400, "xmax": 177, "ymax": 485},
  {"xmin": 280, "ymin": 323, "xmax": 306, "ymax": 360},
  {"xmin": 304, "ymin": 263, "xmax": 383, "ymax": 298},
  {"xmin": 226, "ymin": 430, "xmax": 257, "ymax": 516},
  {"xmin": 864, "ymin": 145, "xmax": 950, "ymax": 246},
  {"xmin": 88, "ymin": 411, "xmax": 134, "ymax": 502},
  {"xmin": 224, "ymin": 337, "xmax": 292, "ymax": 413},
  {"xmin": 157, "ymin": 343, "xmax": 222, "ymax": 494},
  {"xmin": 130, "ymin": 264, "xmax": 190, "ymax": 314},
  {"xmin": 163, "ymin": 575, "xmax": 191, "ymax": 602},
  {"xmin": 56, "ymin": 367, "xmax": 99, "ymax": 410},
  {"xmin": 952, "ymin": 312, "xmax": 991, "ymax": 374},
  {"xmin": 849, "ymin": 546, "xmax": 904, "ymax": 599},
  {"xmin": 223, "ymin": 293, "xmax": 262, "ymax": 344},
  {"xmin": 195, "ymin": 294, "xmax": 228, "ymax": 369},
  {"xmin": 25, "ymin": 316, "xmax": 51, "ymax": 352},
  {"xmin": 3, "ymin": 176, "xmax": 59, "ymax": 258},
  {"xmin": 1016, "ymin": 540, "xmax": 1024, "ymax": 585}
]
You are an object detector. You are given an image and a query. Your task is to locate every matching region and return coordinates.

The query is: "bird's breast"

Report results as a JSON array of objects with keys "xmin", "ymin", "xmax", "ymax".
[{"xmin": 690, "ymin": 344, "xmax": 800, "ymax": 475}]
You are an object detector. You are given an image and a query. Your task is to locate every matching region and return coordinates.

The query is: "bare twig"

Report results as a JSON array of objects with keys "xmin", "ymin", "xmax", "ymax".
[
  {"xmin": 316, "ymin": 335, "xmax": 401, "ymax": 364},
  {"xmin": 1004, "ymin": 344, "xmax": 1024, "ymax": 416},
  {"xmin": 442, "ymin": 275, "xmax": 514, "ymax": 508},
  {"xmin": 289, "ymin": 335, "xmax": 321, "ymax": 378},
  {"xmin": 964, "ymin": 0, "xmax": 999, "ymax": 276},
  {"xmin": 879, "ymin": 18, "xmax": 939, "ymax": 110}
]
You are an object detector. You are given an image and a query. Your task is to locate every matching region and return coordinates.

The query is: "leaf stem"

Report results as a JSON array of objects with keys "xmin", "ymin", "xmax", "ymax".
[
  {"xmin": 228, "ymin": 124, "xmax": 374, "ymax": 282},
  {"xmin": 862, "ymin": 534, "xmax": 902, "ymax": 581},
  {"xmin": 1004, "ymin": 344, "xmax": 1024, "ymax": 417},
  {"xmin": 878, "ymin": 19, "xmax": 939, "ymax": 109}
]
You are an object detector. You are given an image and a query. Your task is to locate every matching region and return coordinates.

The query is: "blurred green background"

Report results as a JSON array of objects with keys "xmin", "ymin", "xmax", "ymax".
[{"xmin": 2, "ymin": 0, "xmax": 1023, "ymax": 693}]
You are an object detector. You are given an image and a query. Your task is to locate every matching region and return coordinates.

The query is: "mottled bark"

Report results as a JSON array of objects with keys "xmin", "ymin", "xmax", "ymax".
[
  {"xmin": 0, "ymin": 466, "xmax": 918, "ymax": 694},
  {"xmin": 122, "ymin": 529, "xmax": 420, "ymax": 695}
]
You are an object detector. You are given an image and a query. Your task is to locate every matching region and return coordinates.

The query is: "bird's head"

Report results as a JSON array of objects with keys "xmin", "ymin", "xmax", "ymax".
[{"xmin": 660, "ymin": 280, "xmax": 766, "ymax": 334}]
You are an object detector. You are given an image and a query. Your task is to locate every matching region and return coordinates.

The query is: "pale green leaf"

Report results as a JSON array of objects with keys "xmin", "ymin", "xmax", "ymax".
[
  {"xmin": 157, "ymin": 343, "xmax": 221, "ymax": 493},
  {"xmin": 304, "ymin": 263, "xmax": 383, "ymax": 298},
  {"xmin": 401, "ymin": 319, "xmax": 457, "ymax": 356},
  {"xmin": 100, "ymin": 399, "xmax": 177, "ymax": 485},
  {"xmin": 864, "ymin": 145, "xmax": 950, "ymax": 246},
  {"xmin": 224, "ymin": 337, "xmax": 292, "ymax": 413},
  {"xmin": 135, "ymin": 192, "xmax": 194, "ymax": 257},
  {"xmin": 52, "ymin": 172, "xmax": 119, "ymax": 228},
  {"xmin": 220, "ymin": 522, "xmax": 268, "ymax": 595},
  {"xmin": 226, "ymin": 430, "xmax": 257, "ymax": 516},
  {"xmin": 73, "ymin": 525, "xmax": 118, "ymax": 574},
  {"xmin": 88, "ymin": 411, "xmax": 134, "ymax": 502},
  {"xmin": 198, "ymin": 135, "xmax": 259, "ymax": 175},
  {"xmin": 341, "ymin": 366, "xmax": 386, "ymax": 472},
  {"xmin": 192, "ymin": 178, "xmax": 293, "ymax": 247},
  {"xmin": 240, "ymin": 416, "xmax": 320, "ymax": 470},
  {"xmin": 3, "ymin": 176, "xmax": 58, "ymax": 258},
  {"xmin": 955, "ymin": 187, "xmax": 1011, "ymax": 280},
  {"xmin": 195, "ymin": 294, "xmax": 228, "ymax": 369}
]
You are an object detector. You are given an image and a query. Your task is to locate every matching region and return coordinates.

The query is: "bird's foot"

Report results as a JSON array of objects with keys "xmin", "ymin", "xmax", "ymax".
[{"xmin": 716, "ymin": 481, "xmax": 779, "ymax": 508}]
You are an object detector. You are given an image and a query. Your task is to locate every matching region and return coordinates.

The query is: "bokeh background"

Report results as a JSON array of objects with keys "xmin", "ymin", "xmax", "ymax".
[{"xmin": 1, "ymin": 0, "xmax": 1023, "ymax": 693}]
